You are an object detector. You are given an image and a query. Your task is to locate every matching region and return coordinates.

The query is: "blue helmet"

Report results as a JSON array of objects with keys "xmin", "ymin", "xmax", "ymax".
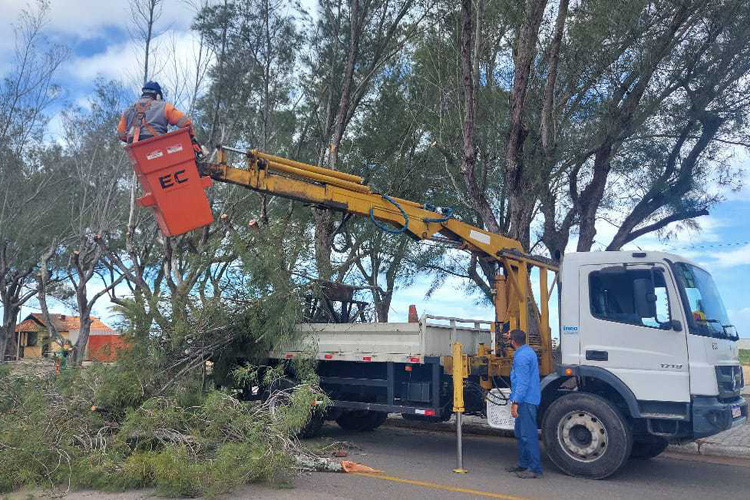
[{"xmin": 141, "ymin": 81, "xmax": 163, "ymax": 99}]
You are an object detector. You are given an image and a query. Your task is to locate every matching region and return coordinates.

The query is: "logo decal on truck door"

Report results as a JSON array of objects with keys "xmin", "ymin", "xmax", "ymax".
[
  {"xmin": 562, "ymin": 325, "xmax": 579, "ymax": 334},
  {"xmin": 660, "ymin": 363, "xmax": 683, "ymax": 370}
]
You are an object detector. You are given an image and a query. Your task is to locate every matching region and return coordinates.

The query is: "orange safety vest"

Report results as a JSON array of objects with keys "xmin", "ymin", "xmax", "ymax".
[{"xmin": 118, "ymin": 98, "xmax": 191, "ymax": 143}]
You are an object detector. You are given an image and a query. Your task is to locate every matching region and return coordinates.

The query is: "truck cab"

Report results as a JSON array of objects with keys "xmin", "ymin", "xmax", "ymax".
[{"xmin": 545, "ymin": 251, "xmax": 746, "ymax": 476}]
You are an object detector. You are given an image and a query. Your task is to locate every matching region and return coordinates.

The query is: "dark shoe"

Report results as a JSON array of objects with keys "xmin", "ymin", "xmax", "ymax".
[
  {"xmin": 515, "ymin": 470, "xmax": 542, "ymax": 479},
  {"xmin": 505, "ymin": 466, "xmax": 527, "ymax": 473}
]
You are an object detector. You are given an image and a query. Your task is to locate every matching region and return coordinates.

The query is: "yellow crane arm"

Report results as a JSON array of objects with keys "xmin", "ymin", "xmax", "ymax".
[{"xmin": 203, "ymin": 147, "xmax": 557, "ymax": 375}]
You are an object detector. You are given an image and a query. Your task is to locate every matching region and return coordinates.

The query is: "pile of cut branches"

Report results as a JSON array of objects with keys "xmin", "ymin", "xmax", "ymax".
[{"xmin": 0, "ymin": 357, "xmax": 330, "ymax": 497}]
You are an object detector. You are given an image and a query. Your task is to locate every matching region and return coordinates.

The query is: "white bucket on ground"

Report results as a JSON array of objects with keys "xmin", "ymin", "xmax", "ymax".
[{"xmin": 486, "ymin": 388, "xmax": 514, "ymax": 430}]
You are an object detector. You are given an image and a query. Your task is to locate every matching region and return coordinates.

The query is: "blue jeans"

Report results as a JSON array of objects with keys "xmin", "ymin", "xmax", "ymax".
[{"xmin": 514, "ymin": 403, "xmax": 542, "ymax": 474}]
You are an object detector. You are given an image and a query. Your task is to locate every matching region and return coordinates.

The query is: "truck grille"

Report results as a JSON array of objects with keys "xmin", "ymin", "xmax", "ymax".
[{"xmin": 716, "ymin": 365, "xmax": 743, "ymax": 399}]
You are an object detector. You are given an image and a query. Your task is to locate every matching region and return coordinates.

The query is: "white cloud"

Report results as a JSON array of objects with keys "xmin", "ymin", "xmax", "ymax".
[
  {"xmin": 0, "ymin": 0, "xmax": 194, "ymax": 40},
  {"xmin": 65, "ymin": 29, "xmax": 211, "ymax": 96},
  {"xmin": 713, "ymin": 145, "xmax": 750, "ymax": 202},
  {"xmin": 0, "ymin": 0, "xmax": 201, "ymax": 83},
  {"xmin": 67, "ymin": 39, "xmax": 141, "ymax": 82}
]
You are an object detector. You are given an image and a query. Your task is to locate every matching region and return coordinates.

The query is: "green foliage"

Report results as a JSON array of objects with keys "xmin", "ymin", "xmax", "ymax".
[
  {"xmin": 0, "ymin": 341, "xmax": 325, "ymax": 497},
  {"xmin": 740, "ymin": 349, "xmax": 750, "ymax": 365}
]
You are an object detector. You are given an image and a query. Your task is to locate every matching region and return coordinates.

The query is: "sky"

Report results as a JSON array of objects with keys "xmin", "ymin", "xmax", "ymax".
[{"xmin": 1, "ymin": 0, "xmax": 749, "ymax": 338}]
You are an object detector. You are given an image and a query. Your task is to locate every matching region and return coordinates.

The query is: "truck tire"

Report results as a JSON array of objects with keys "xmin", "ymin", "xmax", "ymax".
[
  {"xmin": 336, "ymin": 410, "xmax": 388, "ymax": 431},
  {"xmin": 265, "ymin": 378, "xmax": 325, "ymax": 439},
  {"xmin": 542, "ymin": 392, "xmax": 632, "ymax": 479},
  {"xmin": 630, "ymin": 437, "xmax": 668, "ymax": 460}
]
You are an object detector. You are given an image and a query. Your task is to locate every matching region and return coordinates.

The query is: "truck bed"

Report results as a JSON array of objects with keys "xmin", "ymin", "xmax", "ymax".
[{"xmin": 270, "ymin": 315, "xmax": 492, "ymax": 364}]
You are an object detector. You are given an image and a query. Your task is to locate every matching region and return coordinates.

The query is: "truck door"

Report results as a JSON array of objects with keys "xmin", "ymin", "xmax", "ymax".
[{"xmin": 579, "ymin": 263, "xmax": 690, "ymax": 403}]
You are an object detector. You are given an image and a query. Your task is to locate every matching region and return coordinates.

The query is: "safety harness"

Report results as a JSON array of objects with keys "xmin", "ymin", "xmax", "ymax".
[{"xmin": 129, "ymin": 99, "xmax": 160, "ymax": 143}]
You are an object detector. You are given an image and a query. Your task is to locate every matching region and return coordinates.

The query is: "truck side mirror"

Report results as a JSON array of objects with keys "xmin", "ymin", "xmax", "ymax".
[{"xmin": 633, "ymin": 278, "xmax": 657, "ymax": 318}]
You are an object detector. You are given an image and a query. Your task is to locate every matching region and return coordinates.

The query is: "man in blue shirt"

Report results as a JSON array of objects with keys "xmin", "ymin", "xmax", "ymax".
[{"xmin": 506, "ymin": 329, "xmax": 542, "ymax": 478}]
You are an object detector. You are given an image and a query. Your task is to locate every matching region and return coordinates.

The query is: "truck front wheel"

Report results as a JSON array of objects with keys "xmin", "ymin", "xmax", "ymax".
[{"xmin": 542, "ymin": 393, "xmax": 632, "ymax": 479}]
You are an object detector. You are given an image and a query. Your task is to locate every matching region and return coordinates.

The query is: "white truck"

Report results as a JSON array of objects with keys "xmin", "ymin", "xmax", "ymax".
[{"xmin": 271, "ymin": 251, "xmax": 746, "ymax": 479}]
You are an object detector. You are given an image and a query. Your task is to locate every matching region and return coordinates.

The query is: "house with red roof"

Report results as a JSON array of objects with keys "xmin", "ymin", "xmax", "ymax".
[{"xmin": 14, "ymin": 313, "xmax": 126, "ymax": 362}]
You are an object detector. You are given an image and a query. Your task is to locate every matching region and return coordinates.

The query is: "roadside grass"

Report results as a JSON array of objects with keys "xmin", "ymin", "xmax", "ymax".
[{"xmin": 740, "ymin": 349, "xmax": 750, "ymax": 365}]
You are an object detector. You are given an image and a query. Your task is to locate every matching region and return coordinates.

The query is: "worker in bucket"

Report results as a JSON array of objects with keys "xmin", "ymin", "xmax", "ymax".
[
  {"xmin": 506, "ymin": 329, "xmax": 543, "ymax": 479},
  {"xmin": 117, "ymin": 81, "xmax": 202, "ymax": 156}
]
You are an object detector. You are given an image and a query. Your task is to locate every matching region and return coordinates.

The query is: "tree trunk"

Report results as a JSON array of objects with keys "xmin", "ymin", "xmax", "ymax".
[
  {"xmin": 504, "ymin": 0, "xmax": 548, "ymax": 248},
  {"xmin": 1, "ymin": 305, "xmax": 20, "ymax": 361},
  {"xmin": 314, "ymin": 0, "xmax": 362, "ymax": 282},
  {"xmin": 0, "ymin": 269, "xmax": 35, "ymax": 362},
  {"xmin": 576, "ymin": 144, "xmax": 613, "ymax": 251},
  {"xmin": 374, "ymin": 291, "xmax": 392, "ymax": 323},
  {"xmin": 540, "ymin": 0, "xmax": 569, "ymax": 156},
  {"xmin": 313, "ymin": 215, "xmax": 335, "ymax": 281},
  {"xmin": 208, "ymin": 0, "xmax": 230, "ymax": 146},
  {"xmin": 38, "ymin": 247, "xmax": 64, "ymax": 353},
  {"xmin": 459, "ymin": 0, "xmax": 501, "ymax": 233},
  {"xmin": 73, "ymin": 300, "xmax": 93, "ymax": 365},
  {"xmin": 142, "ymin": 3, "xmax": 154, "ymax": 84}
]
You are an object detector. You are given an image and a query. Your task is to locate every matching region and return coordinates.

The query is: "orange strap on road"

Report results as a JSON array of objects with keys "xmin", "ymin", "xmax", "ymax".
[{"xmin": 341, "ymin": 461, "xmax": 382, "ymax": 473}]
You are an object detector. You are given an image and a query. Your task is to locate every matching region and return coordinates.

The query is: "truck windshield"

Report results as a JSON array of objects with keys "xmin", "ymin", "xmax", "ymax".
[{"xmin": 673, "ymin": 262, "xmax": 738, "ymax": 341}]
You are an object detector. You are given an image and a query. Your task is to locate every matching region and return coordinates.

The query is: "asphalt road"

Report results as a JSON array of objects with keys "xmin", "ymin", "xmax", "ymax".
[
  {"xmin": 62, "ymin": 423, "xmax": 750, "ymax": 500},
  {"xmin": 239, "ymin": 423, "xmax": 750, "ymax": 500}
]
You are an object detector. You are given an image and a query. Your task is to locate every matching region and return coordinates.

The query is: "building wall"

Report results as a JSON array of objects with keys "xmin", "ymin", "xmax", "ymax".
[
  {"xmin": 23, "ymin": 346, "xmax": 43, "ymax": 358},
  {"xmin": 87, "ymin": 335, "xmax": 128, "ymax": 362},
  {"xmin": 17, "ymin": 331, "xmax": 45, "ymax": 359}
]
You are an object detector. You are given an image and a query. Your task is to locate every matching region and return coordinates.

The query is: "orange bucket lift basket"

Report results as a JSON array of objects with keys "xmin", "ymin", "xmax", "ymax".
[{"xmin": 125, "ymin": 128, "xmax": 213, "ymax": 236}]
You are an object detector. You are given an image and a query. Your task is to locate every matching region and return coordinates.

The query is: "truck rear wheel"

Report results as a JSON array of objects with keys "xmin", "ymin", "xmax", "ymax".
[
  {"xmin": 630, "ymin": 437, "xmax": 668, "ymax": 460},
  {"xmin": 542, "ymin": 393, "xmax": 632, "ymax": 479},
  {"xmin": 265, "ymin": 378, "xmax": 325, "ymax": 439},
  {"xmin": 336, "ymin": 410, "xmax": 388, "ymax": 431}
]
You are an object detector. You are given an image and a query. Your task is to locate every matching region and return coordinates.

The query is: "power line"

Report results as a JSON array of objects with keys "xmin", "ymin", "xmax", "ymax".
[{"xmin": 663, "ymin": 240, "xmax": 749, "ymax": 252}]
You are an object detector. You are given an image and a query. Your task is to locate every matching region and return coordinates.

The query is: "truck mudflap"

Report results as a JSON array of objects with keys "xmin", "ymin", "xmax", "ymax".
[{"xmin": 692, "ymin": 396, "xmax": 747, "ymax": 439}]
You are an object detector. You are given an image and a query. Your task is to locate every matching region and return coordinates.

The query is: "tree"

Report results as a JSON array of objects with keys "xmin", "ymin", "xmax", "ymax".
[
  {"xmin": 129, "ymin": 0, "xmax": 164, "ymax": 86},
  {"xmin": 342, "ymin": 60, "xmax": 447, "ymax": 320},
  {"xmin": 36, "ymin": 81, "xmax": 131, "ymax": 364},
  {"xmin": 405, "ymin": 0, "xmax": 750, "ymax": 301},
  {"xmin": 195, "ymin": 0, "xmax": 301, "ymax": 148},
  {"xmin": 0, "ymin": 0, "xmax": 67, "ymax": 360},
  {"xmin": 303, "ymin": 0, "xmax": 424, "ymax": 281},
  {"xmin": 535, "ymin": 0, "xmax": 750, "ymax": 256}
]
